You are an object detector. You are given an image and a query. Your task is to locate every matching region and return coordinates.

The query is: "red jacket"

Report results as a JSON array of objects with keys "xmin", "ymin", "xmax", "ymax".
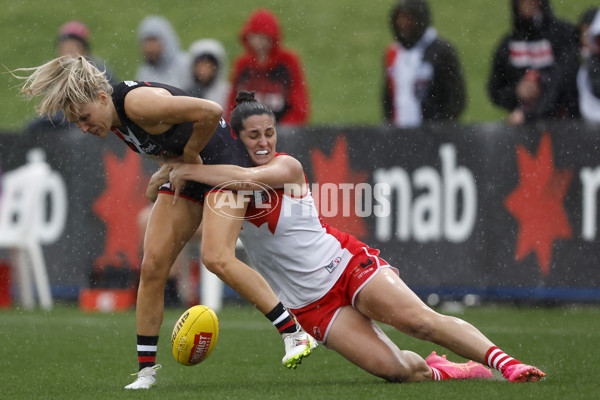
[{"xmin": 227, "ymin": 9, "xmax": 309, "ymax": 125}]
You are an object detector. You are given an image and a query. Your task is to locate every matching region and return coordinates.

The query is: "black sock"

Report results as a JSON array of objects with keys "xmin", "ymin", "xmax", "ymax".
[
  {"xmin": 265, "ymin": 302, "xmax": 297, "ymax": 335},
  {"xmin": 137, "ymin": 334, "xmax": 159, "ymax": 371}
]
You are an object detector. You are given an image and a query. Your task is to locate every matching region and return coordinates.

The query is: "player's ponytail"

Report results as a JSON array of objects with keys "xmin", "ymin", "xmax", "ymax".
[
  {"xmin": 230, "ymin": 90, "xmax": 275, "ymax": 134},
  {"xmin": 12, "ymin": 55, "xmax": 112, "ymax": 121}
]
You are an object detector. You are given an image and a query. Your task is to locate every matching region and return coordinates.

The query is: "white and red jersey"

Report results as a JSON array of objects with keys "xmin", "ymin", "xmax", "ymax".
[{"xmin": 239, "ymin": 155, "xmax": 376, "ymax": 309}]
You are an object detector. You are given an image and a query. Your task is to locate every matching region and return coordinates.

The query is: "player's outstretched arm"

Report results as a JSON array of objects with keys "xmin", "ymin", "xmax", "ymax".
[{"xmin": 170, "ymin": 155, "xmax": 305, "ymax": 194}]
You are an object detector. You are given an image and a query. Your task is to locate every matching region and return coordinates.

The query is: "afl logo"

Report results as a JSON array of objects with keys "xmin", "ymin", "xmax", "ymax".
[
  {"xmin": 324, "ymin": 257, "xmax": 342, "ymax": 273},
  {"xmin": 206, "ymin": 180, "xmax": 280, "ymax": 221}
]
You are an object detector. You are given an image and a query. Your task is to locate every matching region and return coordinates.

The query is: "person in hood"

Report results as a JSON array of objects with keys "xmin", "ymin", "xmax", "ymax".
[
  {"xmin": 487, "ymin": 0, "xmax": 579, "ymax": 125},
  {"xmin": 226, "ymin": 8, "xmax": 309, "ymax": 125},
  {"xmin": 187, "ymin": 39, "xmax": 230, "ymax": 109},
  {"xmin": 383, "ymin": 0, "xmax": 466, "ymax": 128},
  {"xmin": 577, "ymin": 7, "xmax": 600, "ymax": 123},
  {"xmin": 136, "ymin": 15, "xmax": 191, "ymax": 89}
]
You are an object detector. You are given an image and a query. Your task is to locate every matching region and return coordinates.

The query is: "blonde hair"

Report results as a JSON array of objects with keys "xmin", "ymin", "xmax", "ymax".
[{"xmin": 14, "ymin": 55, "xmax": 113, "ymax": 120}]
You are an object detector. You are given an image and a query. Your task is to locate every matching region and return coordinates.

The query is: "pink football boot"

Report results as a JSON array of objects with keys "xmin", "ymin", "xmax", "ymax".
[
  {"xmin": 502, "ymin": 363, "xmax": 546, "ymax": 382},
  {"xmin": 426, "ymin": 351, "xmax": 494, "ymax": 380}
]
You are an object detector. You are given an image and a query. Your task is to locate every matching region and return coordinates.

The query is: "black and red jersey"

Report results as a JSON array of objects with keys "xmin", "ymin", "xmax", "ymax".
[{"xmin": 111, "ymin": 80, "xmax": 250, "ymax": 167}]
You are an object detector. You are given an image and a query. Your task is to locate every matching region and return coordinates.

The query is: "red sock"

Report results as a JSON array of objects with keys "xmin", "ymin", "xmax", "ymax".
[
  {"xmin": 485, "ymin": 346, "xmax": 521, "ymax": 374},
  {"xmin": 430, "ymin": 366, "xmax": 451, "ymax": 380}
]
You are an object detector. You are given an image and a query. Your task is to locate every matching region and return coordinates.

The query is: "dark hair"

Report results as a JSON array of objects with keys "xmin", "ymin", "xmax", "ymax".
[
  {"xmin": 194, "ymin": 53, "xmax": 219, "ymax": 67},
  {"xmin": 390, "ymin": 0, "xmax": 430, "ymax": 48},
  {"xmin": 579, "ymin": 7, "xmax": 599, "ymax": 30},
  {"xmin": 58, "ymin": 34, "xmax": 90, "ymax": 51},
  {"xmin": 229, "ymin": 91, "xmax": 275, "ymax": 134}
]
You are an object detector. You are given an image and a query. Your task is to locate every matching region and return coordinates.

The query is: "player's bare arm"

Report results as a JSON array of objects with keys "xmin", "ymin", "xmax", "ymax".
[
  {"xmin": 170, "ymin": 155, "xmax": 306, "ymax": 195},
  {"xmin": 124, "ymin": 87, "xmax": 222, "ymax": 163}
]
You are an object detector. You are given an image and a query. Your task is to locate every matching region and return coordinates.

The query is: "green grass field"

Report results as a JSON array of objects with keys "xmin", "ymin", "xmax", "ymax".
[
  {"xmin": 1, "ymin": 0, "xmax": 598, "ymax": 131},
  {"xmin": 2, "ymin": 2, "xmax": 599, "ymax": 397},
  {"xmin": 1, "ymin": 303, "xmax": 597, "ymax": 399}
]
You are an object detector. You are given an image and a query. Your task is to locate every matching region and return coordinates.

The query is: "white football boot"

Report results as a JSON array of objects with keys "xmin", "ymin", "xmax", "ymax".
[
  {"xmin": 124, "ymin": 364, "xmax": 162, "ymax": 389},
  {"xmin": 281, "ymin": 328, "xmax": 317, "ymax": 369}
]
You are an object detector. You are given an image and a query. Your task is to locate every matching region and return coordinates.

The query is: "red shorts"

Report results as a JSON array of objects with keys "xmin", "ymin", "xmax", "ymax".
[{"xmin": 289, "ymin": 249, "xmax": 394, "ymax": 344}]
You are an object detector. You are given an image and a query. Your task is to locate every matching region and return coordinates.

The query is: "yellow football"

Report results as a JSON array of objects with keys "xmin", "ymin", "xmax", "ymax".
[{"xmin": 171, "ymin": 305, "xmax": 219, "ymax": 366}]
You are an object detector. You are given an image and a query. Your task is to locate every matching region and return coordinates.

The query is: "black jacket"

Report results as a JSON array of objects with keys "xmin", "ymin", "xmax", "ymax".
[
  {"xmin": 383, "ymin": 37, "xmax": 466, "ymax": 124},
  {"xmin": 487, "ymin": 0, "xmax": 579, "ymax": 120}
]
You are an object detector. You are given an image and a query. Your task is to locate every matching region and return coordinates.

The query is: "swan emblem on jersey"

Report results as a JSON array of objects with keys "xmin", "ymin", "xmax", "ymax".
[{"xmin": 246, "ymin": 188, "xmax": 283, "ymax": 234}]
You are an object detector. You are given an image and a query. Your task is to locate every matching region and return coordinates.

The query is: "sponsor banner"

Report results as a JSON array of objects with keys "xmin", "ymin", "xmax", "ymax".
[
  {"xmin": 1, "ymin": 121, "xmax": 599, "ymax": 300},
  {"xmin": 0, "ymin": 129, "xmax": 156, "ymax": 292},
  {"xmin": 275, "ymin": 121, "xmax": 600, "ymax": 298}
]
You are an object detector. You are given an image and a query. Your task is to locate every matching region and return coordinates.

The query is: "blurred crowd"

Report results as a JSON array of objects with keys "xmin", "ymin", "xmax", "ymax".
[
  {"xmin": 386, "ymin": 0, "xmax": 599, "ymax": 127},
  {"xmin": 27, "ymin": 0, "xmax": 600, "ymax": 133},
  {"xmin": 17, "ymin": 0, "xmax": 600, "ymax": 308}
]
